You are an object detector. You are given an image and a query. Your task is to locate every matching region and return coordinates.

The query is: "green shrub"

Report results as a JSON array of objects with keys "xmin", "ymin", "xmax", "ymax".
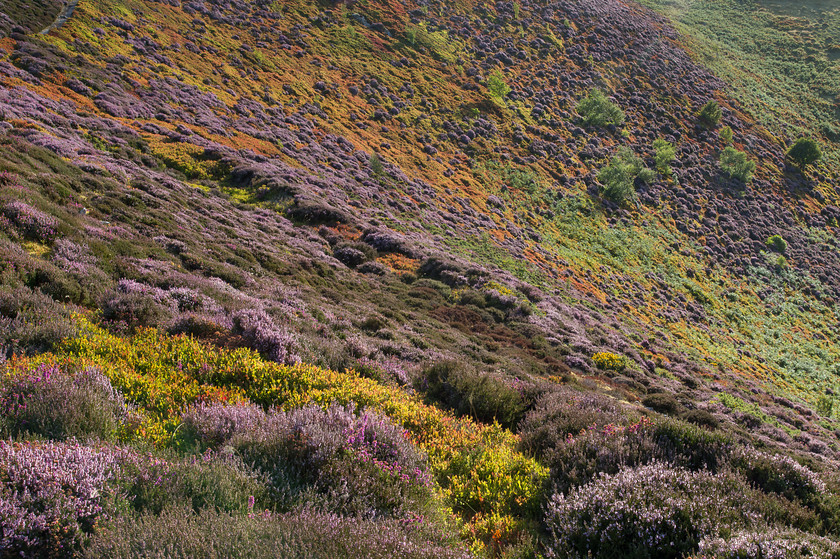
[
  {"xmin": 787, "ymin": 137, "xmax": 822, "ymax": 169},
  {"xmin": 597, "ymin": 147, "xmax": 652, "ymax": 204},
  {"xmin": 486, "ymin": 71, "xmax": 511, "ymax": 103},
  {"xmin": 720, "ymin": 126, "xmax": 734, "ymax": 144},
  {"xmin": 369, "ymin": 154, "xmax": 385, "ymax": 177},
  {"xmin": 642, "ymin": 392, "xmax": 683, "ymax": 415},
  {"xmin": 697, "ymin": 100, "xmax": 722, "ymax": 128},
  {"xmin": 419, "ymin": 362, "xmax": 528, "ymax": 429},
  {"xmin": 652, "ymin": 139, "xmax": 676, "ymax": 174},
  {"xmin": 719, "ymin": 146, "xmax": 755, "ymax": 183},
  {"xmin": 576, "ymin": 89, "xmax": 625, "ymax": 127},
  {"xmin": 765, "ymin": 235, "xmax": 787, "ymax": 254}
]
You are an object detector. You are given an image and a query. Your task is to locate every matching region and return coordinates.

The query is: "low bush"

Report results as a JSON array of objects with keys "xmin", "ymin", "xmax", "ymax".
[
  {"xmin": 517, "ymin": 388, "xmax": 625, "ymax": 459},
  {"xmin": 0, "ymin": 286, "xmax": 78, "ymax": 357},
  {"xmin": 0, "ymin": 364, "xmax": 126, "ymax": 441},
  {"xmin": 419, "ymin": 362, "xmax": 528, "ymax": 429},
  {"xmin": 652, "ymin": 138, "xmax": 676, "ymax": 174},
  {"xmin": 0, "ymin": 440, "xmax": 122, "ymax": 558},
  {"xmin": 86, "ymin": 506, "xmax": 471, "ymax": 559},
  {"xmin": 719, "ymin": 146, "xmax": 756, "ymax": 183},
  {"xmin": 181, "ymin": 403, "xmax": 432, "ymax": 518},
  {"xmin": 544, "ymin": 462, "xmax": 751, "ymax": 558},
  {"xmin": 729, "ymin": 448, "xmax": 826, "ymax": 504},
  {"xmin": 115, "ymin": 451, "xmax": 269, "ymax": 516},
  {"xmin": 597, "ymin": 148, "xmax": 654, "ymax": 204},
  {"xmin": 545, "ymin": 418, "xmax": 732, "ymax": 493},
  {"xmin": 697, "ymin": 100, "xmax": 722, "ymax": 128},
  {"xmin": 576, "ymin": 89, "xmax": 625, "ymax": 127},
  {"xmin": 230, "ymin": 308, "xmax": 300, "ymax": 366},
  {"xmin": 766, "ymin": 234, "xmax": 787, "ymax": 254},
  {"xmin": 786, "ymin": 137, "xmax": 821, "ymax": 169},
  {"xmin": 642, "ymin": 392, "xmax": 684, "ymax": 415}
]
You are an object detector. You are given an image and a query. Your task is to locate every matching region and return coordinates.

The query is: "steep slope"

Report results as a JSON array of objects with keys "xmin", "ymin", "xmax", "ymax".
[{"xmin": 1, "ymin": 0, "xmax": 840, "ymax": 556}]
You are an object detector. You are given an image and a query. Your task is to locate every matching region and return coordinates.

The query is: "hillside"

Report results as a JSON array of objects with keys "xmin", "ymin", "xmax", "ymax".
[{"xmin": 1, "ymin": 0, "xmax": 840, "ymax": 556}]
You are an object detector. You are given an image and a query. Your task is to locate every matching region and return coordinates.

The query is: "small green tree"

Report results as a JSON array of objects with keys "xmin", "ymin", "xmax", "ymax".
[
  {"xmin": 369, "ymin": 153, "xmax": 385, "ymax": 177},
  {"xmin": 576, "ymin": 89, "xmax": 625, "ymax": 128},
  {"xmin": 652, "ymin": 139, "xmax": 676, "ymax": 175},
  {"xmin": 787, "ymin": 137, "xmax": 822, "ymax": 169},
  {"xmin": 598, "ymin": 147, "xmax": 653, "ymax": 204},
  {"xmin": 487, "ymin": 71, "xmax": 511, "ymax": 103},
  {"xmin": 766, "ymin": 235, "xmax": 787, "ymax": 254},
  {"xmin": 719, "ymin": 146, "xmax": 755, "ymax": 183},
  {"xmin": 697, "ymin": 100, "xmax": 722, "ymax": 129},
  {"xmin": 720, "ymin": 126, "xmax": 733, "ymax": 145}
]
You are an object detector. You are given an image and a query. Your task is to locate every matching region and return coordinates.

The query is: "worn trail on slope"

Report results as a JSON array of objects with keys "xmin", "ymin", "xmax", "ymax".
[{"xmin": 39, "ymin": 0, "xmax": 77, "ymax": 35}]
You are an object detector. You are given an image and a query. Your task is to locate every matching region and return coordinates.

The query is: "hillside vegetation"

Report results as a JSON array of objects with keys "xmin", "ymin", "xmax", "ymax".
[{"xmin": 1, "ymin": 0, "xmax": 840, "ymax": 556}]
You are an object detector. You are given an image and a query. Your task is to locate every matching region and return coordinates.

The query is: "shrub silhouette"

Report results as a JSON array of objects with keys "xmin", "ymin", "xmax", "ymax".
[
  {"xmin": 787, "ymin": 138, "xmax": 821, "ymax": 169},
  {"xmin": 697, "ymin": 100, "xmax": 722, "ymax": 128}
]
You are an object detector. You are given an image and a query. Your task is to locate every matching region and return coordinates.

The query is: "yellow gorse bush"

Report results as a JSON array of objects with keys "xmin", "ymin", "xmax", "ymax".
[{"xmin": 592, "ymin": 351, "xmax": 627, "ymax": 372}]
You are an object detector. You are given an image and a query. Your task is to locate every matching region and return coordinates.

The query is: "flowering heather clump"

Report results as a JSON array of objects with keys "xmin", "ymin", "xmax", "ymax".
[
  {"xmin": 729, "ymin": 447, "xmax": 826, "ymax": 502},
  {"xmin": 544, "ymin": 462, "xmax": 754, "ymax": 558},
  {"xmin": 231, "ymin": 308, "xmax": 301, "ymax": 365},
  {"xmin": 0, "ymin": 363, "xmax": 126, "ymax": 441},
  {"xmin": 181, "ymin": 402, "xmax": 267, "ymax": 448},
  {"xmin": 0, "ymin": 287, "xmax": 78, "ymax": 357},
  {"xmin": 0, "ymin": 440, "xmax": 122, "ymax": 557},
  {"xmin": 1, "ymin": 200, "xmax": 58, "ymax": 241},
  {"xmin": 183, "ymin": 403, "xmax": 431, "ymax": 517},
  {"xmin": 698, "ymin": 528, "xmax": 840, "ymax": 558},
  {"xmin": 85, "ymin": 506, "xmax": 471, "ymax": 559},
  {"xmin": 517, "ymin": 387, "xmax": 625, "ymax": 458}
]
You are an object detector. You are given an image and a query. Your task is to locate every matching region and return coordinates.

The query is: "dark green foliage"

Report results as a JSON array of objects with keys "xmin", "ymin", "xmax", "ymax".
[
  {"xmin": 787, "ymin": 137, "xmax": 822, "ymax": 168},
  {"xmin": 766, "ymin": 234, "xmax": 787, "ymax": 254},
  {"xmin": 115, "ymin": 453, "xmax": 269, "ymax": 516},
  {"xmin": 652, "ymin": 139, "xmax": 676, "ymax": 174},
  {"xmin": 697, "ymin": 100, "xmax": 722, "ymax": 128},
  {"xmin": 720, "ymin": 126, "xmax": 734, "ymax": 145},
  {"xmin": 370, "ymin": 153, "xmax": 385, "ymax": 177},
  {"xmin": 598, "ymin": 147, "xmax": 653, "ymax": 204},
  {"xmin": 729, "ymin": 449, "xmax": 826, "ymax": 504},
  {"xmin": 419, "ymin": 361, "xmax": 528, "ymax": 429},
  {"xmin": 642, "ymin": 392, "xmax": 684, "ymax": 415},
  {"xmin": 680, "ymin": 409, "xmax": 719, "ymax": 429},
  {"xmin": 576, "ymin": 89, "xmax": 625, "ymax": 127},
  {"xmin": 719, "ymin": 146, "xmax": 756, "ymax": 183}
]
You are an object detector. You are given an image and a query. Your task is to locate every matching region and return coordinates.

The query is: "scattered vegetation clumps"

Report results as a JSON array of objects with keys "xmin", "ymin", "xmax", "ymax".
[
  {"xmin": 787, "ymin": 137, "xmax": 822, "ymax": 169},
  {"xmin": 576, "ymin": 89, "xmax": 625, "ymax": 127},
  {"xmin": 597, "ymin": 148, "xmax": 654, "ymax": 204},
  {"xmin": 719, "ymin": 146, "xmax": 756, "ymax": 183}
]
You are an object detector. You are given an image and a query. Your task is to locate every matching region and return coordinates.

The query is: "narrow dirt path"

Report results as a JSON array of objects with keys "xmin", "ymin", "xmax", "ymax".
[{"xmin": 38, "ymin": 0, "xmax": 77, "ymax": 35}]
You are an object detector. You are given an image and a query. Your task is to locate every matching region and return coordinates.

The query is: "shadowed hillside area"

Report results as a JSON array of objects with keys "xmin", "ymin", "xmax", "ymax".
[{"xmin": 1, "ymin": 0, "xmax": 840, "ymax": 556}]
